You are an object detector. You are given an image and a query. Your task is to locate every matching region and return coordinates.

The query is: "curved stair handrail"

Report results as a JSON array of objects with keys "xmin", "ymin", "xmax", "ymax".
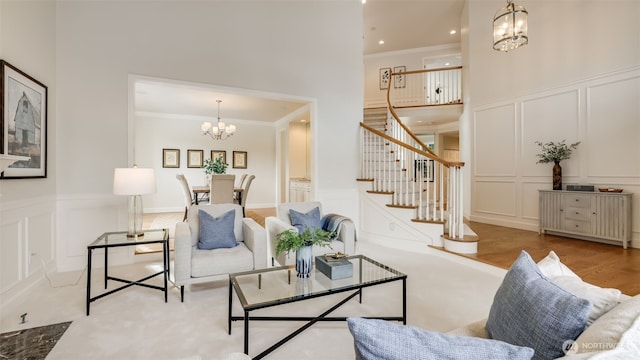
[{"xmin": 359, "ymin": 66, "xmax": 465, "ymax": 240}]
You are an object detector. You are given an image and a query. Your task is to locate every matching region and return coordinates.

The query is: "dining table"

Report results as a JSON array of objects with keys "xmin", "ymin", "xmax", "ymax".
[{"xmin": 192, "ymin": 185, "xmax": 243, "ymax": 206}]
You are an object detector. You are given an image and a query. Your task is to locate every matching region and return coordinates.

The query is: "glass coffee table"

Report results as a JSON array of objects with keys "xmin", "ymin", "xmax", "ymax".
[{"xmin": 228, "ymin": 254, "xmax": 407, "ymax": 359}]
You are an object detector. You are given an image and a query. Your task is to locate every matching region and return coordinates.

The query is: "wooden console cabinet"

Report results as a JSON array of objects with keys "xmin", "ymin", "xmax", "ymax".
[{"xmin": 539, "ymin": 190, "xmax": 632, "ymax": 249}]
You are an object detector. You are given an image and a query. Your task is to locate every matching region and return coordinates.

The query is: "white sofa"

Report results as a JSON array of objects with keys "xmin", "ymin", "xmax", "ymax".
[{"xmin": 347, "ymin": 250, "xmax": 640, "ymax": 360}]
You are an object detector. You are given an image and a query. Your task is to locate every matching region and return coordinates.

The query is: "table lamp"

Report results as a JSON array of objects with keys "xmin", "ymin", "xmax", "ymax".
[{"xmin": 113, "ymin": 166, "xmax": 156, "ymax": 237}]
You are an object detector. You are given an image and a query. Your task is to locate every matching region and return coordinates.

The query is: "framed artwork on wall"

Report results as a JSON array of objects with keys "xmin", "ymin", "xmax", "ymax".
[
  {"xmin": 211, "ymin": 150, "xmax": 226, "ymax": 163},
  {"xmin": 187, "ymin": 149, "xmax": 203, "ymax": 168},
  {"xmin": 414, "ymin": 159, "xmax": 434, "ymax": 182},
  {"xmin": 162, "ymin": 148, "xmax": 180, "ymax": 168},
  {"xmin": 0, "ymin": 60, "xmax": 48, "ymax": 179},
  {"xmin": 379, "ymin": 67, "xmax": 391, "ymax": 90},
  {"xmin": 233, "ymin": 151, "xmax": 247, "ymax": 169},
  {"xmin": 393, "ymin": 66, "xmax": 406, "ymax": 88}
]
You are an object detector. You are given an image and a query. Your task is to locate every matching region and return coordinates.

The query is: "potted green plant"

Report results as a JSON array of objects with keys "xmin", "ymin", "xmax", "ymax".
[
  {"xmin": 203, "ymin": 157, "xmax": 228, "ymax": 175},
  {"xmin": 535, "ymin": 140, "xmax": 580, "ymax": 190},
  {"xmin": 275, "ymin": 227, "xmax": 335, "ymax": 278}
]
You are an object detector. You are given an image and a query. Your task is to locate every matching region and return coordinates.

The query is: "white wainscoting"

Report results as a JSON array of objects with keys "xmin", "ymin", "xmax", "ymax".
[
  {"xmin": 0, "ymin": 196, "xmax": 56, "ymax": 306},
  {"xmin": 471, "ymin": 66, "xmax": 640, "ymax": 248},
  {"xmin": 56, "ymin": 195, "xmax": 128, "ymax": 272}
]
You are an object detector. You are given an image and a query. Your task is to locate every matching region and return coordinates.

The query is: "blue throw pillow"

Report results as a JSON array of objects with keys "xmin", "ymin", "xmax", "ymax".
[
  {"xmin": 347, "ymin": 318, "xmax": 534, "ymax": 360},
  {"xmin": 197, "ymin": 209, "xmax": 237, "ymax": 250},
  {"xmin": 289, "ymin": 207, "xmax": 321, "ymax": 233},
  {"xmin": 485, "ymin": 251, "xmax": 591, "ymax": 360}
]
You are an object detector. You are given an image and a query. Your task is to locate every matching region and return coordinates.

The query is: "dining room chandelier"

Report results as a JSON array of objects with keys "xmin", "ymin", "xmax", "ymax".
[
  {"xmin": 201, "ymin": 99, "xmax": 236, "ymax": 140},
  {"xmin": 492, "ymin": 0, "xmax": 528, "ymax": 52}
]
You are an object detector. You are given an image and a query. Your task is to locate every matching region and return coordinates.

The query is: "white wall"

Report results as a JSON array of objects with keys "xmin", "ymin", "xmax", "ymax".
[
  {"xmin": 0, "ymin": 0, "xmax": 57, "ymax": 306},
  {"xmin": 135, "ymin": 113, "xmax": 277, "ymax": 211},
  {"xmin": 1, "ymin": 1, "xmax": 363, "ymax": 305},
  {"xmin": 463, "ymin": 0, "xmax": 640, "ymax": 247}
]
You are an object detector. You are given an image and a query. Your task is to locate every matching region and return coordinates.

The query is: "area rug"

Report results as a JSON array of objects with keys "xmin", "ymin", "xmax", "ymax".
[{"xmin": 0, "ymin": 321, "xmax": 71, "ymax": 360}]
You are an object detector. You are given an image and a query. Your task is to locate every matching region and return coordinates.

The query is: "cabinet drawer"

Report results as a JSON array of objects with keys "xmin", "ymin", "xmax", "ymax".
[
  {"xmin": 563, "ymin": 194, "xmax": 591, "ymax": 208},
  {"xmin": 561, "ymin": 219, "xmax": 592, "ymax": 234},
  {"xmin": 563, "ymin": 207, "xmax": 592, "ymax": 221},
  {"xmin": 290, "ymin": 181, "xmax": 311, "ymax": 190}
]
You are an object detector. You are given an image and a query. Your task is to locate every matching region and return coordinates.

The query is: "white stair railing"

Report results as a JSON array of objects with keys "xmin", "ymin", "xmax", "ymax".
[{"xmin": 359, "ymin": 124, "xmax": 464, "ymax": 232}]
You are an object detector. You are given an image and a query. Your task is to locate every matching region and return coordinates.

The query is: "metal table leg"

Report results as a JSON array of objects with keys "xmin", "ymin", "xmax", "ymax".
[{"xmin": 86, "ymin": 248, "xmax": 92, "ymax": 316}]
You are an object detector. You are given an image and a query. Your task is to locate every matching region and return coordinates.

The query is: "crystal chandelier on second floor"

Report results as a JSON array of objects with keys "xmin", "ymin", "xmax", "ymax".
[
  {"xmin": 201, "ymin": 99, "xmax": 236, "ymax": 140},
  {"xmin": 493, "ymin": 0, "xmax": 528, "ymax": 52}
]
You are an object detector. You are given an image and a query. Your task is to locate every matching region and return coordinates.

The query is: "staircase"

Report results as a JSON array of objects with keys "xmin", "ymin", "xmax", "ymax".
[{"xmin": 358, "ymin": 68, "xmax": 478, "ymax": 254}]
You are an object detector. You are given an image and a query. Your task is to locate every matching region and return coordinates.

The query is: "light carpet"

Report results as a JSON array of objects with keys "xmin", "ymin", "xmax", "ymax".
[{"xmin": 0, "ymin": 241, "xmax": 507, "ymax": 359}]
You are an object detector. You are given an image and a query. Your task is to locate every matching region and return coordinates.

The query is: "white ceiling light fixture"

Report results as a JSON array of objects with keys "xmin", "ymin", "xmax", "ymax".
[
  {"xmin": 201, "ymin": 100, "xmax": 236, "ymax": 141},
  {"xmin": 449, "ymin": 30, "xmax": 457, "ymax": 35},
  {"xmin": 493, "ymin": 0, "xmax": 528, "ymax": 52}
]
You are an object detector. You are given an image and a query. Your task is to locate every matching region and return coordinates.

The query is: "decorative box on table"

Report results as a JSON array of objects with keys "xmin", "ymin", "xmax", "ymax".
[{"xmin": 315, "ymin": 255, "xmax": 353, "ymax": 280}]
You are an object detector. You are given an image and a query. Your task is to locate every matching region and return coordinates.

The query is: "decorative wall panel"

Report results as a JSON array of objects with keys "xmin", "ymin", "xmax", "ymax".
[
  {"xmin": 474, "ymin": 181, "xmax": 517, "ymax": 217},
  {"xmin": 474, "ymin": 104, "xmax": 516, "ymax": 177},
  {"xmin": 521, "ymin": 90, "xmax": 580, "ymax": 177},
  {"xmin": 586, "ymin": 76, "xmax": 640, "ymax": 177}
]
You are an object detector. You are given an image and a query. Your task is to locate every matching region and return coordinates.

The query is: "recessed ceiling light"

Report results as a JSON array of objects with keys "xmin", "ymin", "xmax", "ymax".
[
  {"xmin": 378, "ymin": 40, "xmax": 384, "ymax": 45},
  {"xmin": 362, "ymin": 0, "xmax": 366, "ymax": 4},
  {"xmin": 450, "ymin": 30, "xmax": 457, "ymax": 35},
  {"xmin": 445, "ymin": 62, "xmax": 451, "ymax": 66}
]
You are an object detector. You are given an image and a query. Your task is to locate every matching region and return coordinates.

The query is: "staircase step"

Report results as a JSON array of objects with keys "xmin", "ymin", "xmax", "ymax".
[
  {"xmin": 367, "ymin": 190, "xmax": 394, "ymax": 195},
  {"xmin": 386, "ymin": 204, "xmax": 418, "ymax": 209},
  {"xmin": 411, "ymin": 218, "xmax": 445, "ymax": 225},
  {"xmin": 442, "ymin": 234, "xmax": 479, "ymax": 242}
]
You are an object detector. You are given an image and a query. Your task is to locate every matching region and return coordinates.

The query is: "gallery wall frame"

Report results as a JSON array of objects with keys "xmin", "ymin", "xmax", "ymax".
[
  {"xmin": 1, "ymin": 60, "xmax": 48, "ymax": 179},
  {"xmin": 233, "ymin": 151, "xmax": 247, "ymax": 169},
  {"xmin": 211, "ymin": 150, "xmax": 226, "ymax": 163},
  {"xmin": 187, "ymin": 149, "xmax": 203, "ymax": 168},
  {"xmin": 163, "ymin": 148, "xmax": 180, "ymax": 168},
  {"xmin": 393, "ymin": 66, "xmax": 406, "ymax": 89},
  {"xmin": 414, "ymin": 159, "xmax": 434, "ymax": 182},
  {"xmin": 379, "ymin": 67, "xmax": 391, "ymax": 90}
]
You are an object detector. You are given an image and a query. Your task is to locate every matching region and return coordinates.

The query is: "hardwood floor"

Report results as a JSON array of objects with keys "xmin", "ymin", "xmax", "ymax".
[
  {"xmin": 144, "ymin": 209, "xmax": 639, "ymax": 295},
  {"xmin": 460, "ymin": 221, "xmax": 640, "ymax": 296}
]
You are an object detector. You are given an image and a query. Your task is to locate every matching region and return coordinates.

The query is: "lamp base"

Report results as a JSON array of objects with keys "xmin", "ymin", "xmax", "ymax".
[{"xmin": 127, "ymin": 195, "xmax": 144, "ymax": 238}]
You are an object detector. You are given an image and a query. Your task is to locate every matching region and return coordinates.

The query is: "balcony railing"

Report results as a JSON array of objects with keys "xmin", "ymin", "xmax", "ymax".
[{"xmin": 389, "ymin": 66, "xmax": 462, "ymax": 108}]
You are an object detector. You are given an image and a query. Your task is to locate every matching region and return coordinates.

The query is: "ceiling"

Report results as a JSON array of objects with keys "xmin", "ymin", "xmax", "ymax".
[{"xmin": 135, "ymin": 1, "xmax": 464, "ymax": 123}]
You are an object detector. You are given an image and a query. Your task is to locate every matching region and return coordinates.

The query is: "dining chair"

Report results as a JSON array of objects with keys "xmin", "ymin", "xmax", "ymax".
[
  {"xmin": 210, "ymin": 174, "xmax": 236, "ymax": 204},
  {"xmin": 235, "ymin": 174, "xmax": 254, "ymax": 216},
  {"xmin": 176, "ymin": 174, "xmax": 194, "ymax": 221}
]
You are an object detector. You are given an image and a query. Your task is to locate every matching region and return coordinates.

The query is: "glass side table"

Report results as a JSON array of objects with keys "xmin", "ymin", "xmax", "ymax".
[{"xmin": 86, "ymin": 228, "xmax": 169, "ymax": 315}]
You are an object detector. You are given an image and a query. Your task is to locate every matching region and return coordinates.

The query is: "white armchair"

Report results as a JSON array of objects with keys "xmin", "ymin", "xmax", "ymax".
[
  {"xmin": 265, "ymin": 201, "xmax": 356, "ymax": 266},
  {"xmin": 173, "ymin": 204, "xmax": 267, "ymax": 302}
]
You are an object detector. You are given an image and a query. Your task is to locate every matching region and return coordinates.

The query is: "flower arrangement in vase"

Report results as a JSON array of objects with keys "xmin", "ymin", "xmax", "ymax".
[{"xmin": 535, "ymin": 140, "xmax": 580, "ymax": 190}]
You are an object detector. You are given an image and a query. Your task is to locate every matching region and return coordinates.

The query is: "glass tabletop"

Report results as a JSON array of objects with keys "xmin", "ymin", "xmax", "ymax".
[
  {"xmin": 88, "ymin": 228, "xmax": 168, "ymax": 249},
  {"xmin": 230, "ymin": 255, "xmax": 406, "ymax": 310}
]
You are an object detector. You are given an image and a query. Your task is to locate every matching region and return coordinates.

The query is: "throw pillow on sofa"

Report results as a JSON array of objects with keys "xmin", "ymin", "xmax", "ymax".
[
  {"xmin": 537, "ymin": 251, "xmax": 621, "ymax": 324},
  {"xmin": 347, "ymin": 317, "xmax": 534, "ymax": 360},
  {"xmin": 486, "ymin": 251, "xmax": 591, "ymax": 360},
  {"xmin": 198, "ymin": 209, "xmax": 237, "ymax": 250},
  {"xmin": 289, "ymin": 207, "xmax": 321, "ymax": 233},
  {"xmin": 571, "ymin": 294, "xmax": 640, "ymax": 355}
]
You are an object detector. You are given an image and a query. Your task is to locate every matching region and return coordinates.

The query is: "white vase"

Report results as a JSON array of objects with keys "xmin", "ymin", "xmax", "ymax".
[{"xmin": 295, "ymin": 245, "xmax": 313, "ymax": 278}]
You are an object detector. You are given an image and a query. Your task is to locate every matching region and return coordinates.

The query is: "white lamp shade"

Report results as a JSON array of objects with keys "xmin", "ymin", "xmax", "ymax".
[{"xmin": 113, "ymin": 168, "xmax": 156, "ymax": 195}]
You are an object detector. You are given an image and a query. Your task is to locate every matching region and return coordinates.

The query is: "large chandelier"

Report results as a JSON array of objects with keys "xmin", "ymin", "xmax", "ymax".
[
  {"xmin": 201, "ymin": 100, "xmax": 236, "ymax": 140},
  {"xmin": 493, "ymin": 0, "xmax": 528, "ymax": 52}
]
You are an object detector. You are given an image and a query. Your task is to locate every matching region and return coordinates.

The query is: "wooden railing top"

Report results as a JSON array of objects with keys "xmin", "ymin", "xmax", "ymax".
[
  {"xmin": 360, "ymin": 122, "xmax": 464, "ymax": 168},
  {"xmin": 387, "ymin": 66, "xmax": 462, "ymax": 164}
]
